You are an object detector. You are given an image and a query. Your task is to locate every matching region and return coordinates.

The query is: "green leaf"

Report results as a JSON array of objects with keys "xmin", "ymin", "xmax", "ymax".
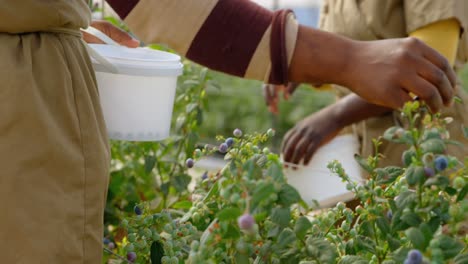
[
  {"xmin": 354, "ymin": 154, "xmax": 373, "ymax": 173},
  {"xmin": 405, "ymin": 166, "xmax": 425, "ymax": 186},
  {"xmin": 150, "ymin": 241, "xmax": 164, "ymax": 264},
  {"xmin": 268, "ymin": 162, "xmax": 285, "ymax": 181},
  {"xmin": 144, "ymin": 155, "xmax": 156, "ymax": 174},
  {"xmin": 419, "ymin": 223, "xmax": 433, "ymax": 246},
  {"xmin": 420, "ymin": 138, "xmax": 446, "ymax": 154},
  {"xmin": 306, "ymin": 237, "xmax": 338, "ymax": 263},
  {"xmin": 438, "ymin": 235, "xmax": 464, "ymax": 259},
  {"xmin": 383, "ymin": 126, "xmax": 409, "ymax": 144},
  {"xmin": 251, "ymin": 182, "xmax": 276, "ymax": 209},
  {"xmin": 355, "ymin": 236, "xmax": 376, "ymax": 254},
  {"xmin": 386, "ymin": 234, "xmax": 401, "ymax": 251},
  {"xmin": 277, "ymin": 228, "xmax": 297, "ymax": 248},
  {"xmin": 360, "ymin": 220, "xmax": 375, "ymax": 237},
  {"xmin": 171, "ymin": 174, "xmax": 191, "ymax": 192},
  {"xmin": 171, "ymin": 200, "xmax": 192, "ymax": 209},
  {"xmin": 395, "ymin": 191, "xmax": 416, "ymax": 208},
  {"xmin": 185, "ymin": 103, "xmax": 198, "ymax": 113},
  {"xmin": 424, "ymin": 175, "xmax": 450, "ymax": 188},
  {"xmin": 271, "ymin": 207, "xmax": 291, "ymax": 227},
  {"xmin": 221, "ymin": 221, "xmax": 241, "ymax": 239},
  {"xmin": 203, "ymin": 181, "xmax": 219, "ymax": 202},
  {"xmin": 454, "ymin": 253, "xmax": 468, "ymax": 264},
  {"xmin": 405, "ymin": 227, "xmax": 426, "ymax": 250},
  {"xmin": 375, "ymin": 166, "xmax": 404, "ymax": 184},
  {"xmin": 462, "ymin": 125, "xmax": 468, "ymax": 139},
  {"xmin": 401, "ymin": 212, "xmax": 422, "ymax": 227},
  {"xmin": 457, "ymin": 184, "xmax": 468, "ymax": 202},
  {"xmin": 376, "ymin": 217, "xmax": 391, "ymax": 236},
  {"xmin": 294, "ymin": 216, "xmax": 312, "ymax": 239},
  {"xmin": 278, "ymin": 184, "xmax": 301, "ymax": 206},
  {"xmin": 338, "ymin": 256, "xmax": 368, "ymax": 264},
  {"xmin": 216, "ymin": 207, "xmax": 241, "ymax": 221}
]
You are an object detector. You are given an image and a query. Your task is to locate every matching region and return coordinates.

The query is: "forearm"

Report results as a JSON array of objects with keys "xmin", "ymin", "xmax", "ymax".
[
  {"xmin": 288, "ymin": 25, "xmax": 353, "ymax": 87},
  {"xmin": 330, "ymin": 94, "xmax": 391, "ymax": 128}
]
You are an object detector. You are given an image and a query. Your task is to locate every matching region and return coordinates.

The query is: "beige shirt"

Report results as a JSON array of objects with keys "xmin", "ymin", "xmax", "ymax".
[{"xmin": 319, "ymin": 0, "xmax": 468, "ymax": 70}]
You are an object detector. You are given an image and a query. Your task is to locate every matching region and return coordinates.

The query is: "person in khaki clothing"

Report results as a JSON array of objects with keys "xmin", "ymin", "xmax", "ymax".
[
  {"xmin": 281, "ymin": 0, "xmax": 468, "ymax": 170},
  {"xmin": 0, "ymin": 0, "xmax": 461, "ymax": 263}
]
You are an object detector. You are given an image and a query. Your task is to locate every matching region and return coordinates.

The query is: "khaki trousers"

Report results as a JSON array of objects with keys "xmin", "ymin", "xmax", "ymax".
[{"xmin": 0, "ymin": 30, "xmax": 109, "ymax": 263}]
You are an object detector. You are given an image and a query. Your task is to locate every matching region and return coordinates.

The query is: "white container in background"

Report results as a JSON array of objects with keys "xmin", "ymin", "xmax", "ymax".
[
  {"xmin": 84, "ymin": 27, "xmax": 183, "ymax": 141},
  {"xmin": 283, "ymin": 134, "xmax": 363, "ymax": 208}
]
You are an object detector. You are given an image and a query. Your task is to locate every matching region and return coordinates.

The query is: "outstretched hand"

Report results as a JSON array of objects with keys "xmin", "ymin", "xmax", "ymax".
[
  {"xmin": 82, "ymin": 20, "xmax": 140, "ymax": 48},
  {"xmin": 282, "ymin": 106, "xmax": 342, "ymax": 166}
]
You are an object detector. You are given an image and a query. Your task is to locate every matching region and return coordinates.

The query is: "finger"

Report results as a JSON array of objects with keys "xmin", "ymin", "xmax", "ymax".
[
  {"xmin": 388, "ymin": 87, "xmax": 415, "ymax": 110},
  {"xmin": 303, "ymin": 141, "xmax": 319, "ymax": 165},
  {"xmin": 421, "ymin": 45, "xmax": 457, "ymax": 89},
  {"xmin": 417, "ymin": 59, "xmax": 454, "ymax": 106},
  {"xmin": 283, "ymin": 129, "xmax": 305, "ymax": 163},
  {"xmin": 281, "ymin": 129, "xmax": 295, "ymax": 155},
  {"xmin": 104, "ymin": 25, "xmax": 140, "ymax": 48},
  {"xmin": 403, "ymin": 74, "xmax": 443, "ymax": 112},
  {"xmin": 82, "ymin": 31, "xmax": 106, "ymax": 44},
  {"xmin": 291, "ymin": 137, "xmax": 310, "ymax": 165}
]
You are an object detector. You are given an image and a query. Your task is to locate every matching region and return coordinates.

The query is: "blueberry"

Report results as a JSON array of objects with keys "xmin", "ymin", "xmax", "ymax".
[
  {"xmin": 434, "ymin": 156, "xmax": 448, "ymax": 171},
  {"xmin": 186, "ymin": 158, "xmax": 195, "ymax": 168},
  {"xmin": 127, "ymin": 252, "xmax": 137, "ymax": 262},
  {"xmin": 134, "ymin": 205, "xmax": 142, "ymax": 215},
  {"xmin": 404, "ymin": 249, "xmax": 423, "ymax": 264},
  {"xmin": 225, "ymin": 137, "xmax": 234, "ymax": 147},
  {"xmin": 238, "ymin": 213, "xmax": 255, "ymax": 230},
  {"xmin": 219, "ymin": 143, "xmax": 228, "ymax": 154},
  {"xmin": 424, "ymin": 167, "xmax": 435, "ymax": 177},
  {"xmin": 201, "ymin": 171, "xmax": 208, "ymax": 180},
  {"xmin": 233, "ymin": 128, "xmax": 243, "ymax": 138},
  {"xmin": 108, "ymin": 242, "xmax": 115, "ymax": 250},
  {"xmin": 103, "ymin": 237, "xmax": 110, "ymax": 245},
  {"xmin": 386, "ymin": 210, "xmax": 393, "ymax": 220}
]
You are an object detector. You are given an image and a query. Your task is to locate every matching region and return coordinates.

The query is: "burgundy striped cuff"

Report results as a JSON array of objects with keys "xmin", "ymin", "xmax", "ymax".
[{"xmin": 268, "ymin": 9, "xmax": 294, "ymax": 85}]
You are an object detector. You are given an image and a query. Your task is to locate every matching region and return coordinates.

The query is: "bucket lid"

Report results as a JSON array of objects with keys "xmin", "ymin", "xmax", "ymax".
[{"xmin": 89, "ymin": 44, "xmax": 183, "ymax": 77}]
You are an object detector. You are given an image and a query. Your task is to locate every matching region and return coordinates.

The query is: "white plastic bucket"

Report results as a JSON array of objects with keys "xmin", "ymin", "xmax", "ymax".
[
  {"xmin": 283, "ymin": 134, "xmax": 363, "ymax": 208},
  {"xmin": 84, "ymin": 27, "xmax": 183, "ymax": 141}
]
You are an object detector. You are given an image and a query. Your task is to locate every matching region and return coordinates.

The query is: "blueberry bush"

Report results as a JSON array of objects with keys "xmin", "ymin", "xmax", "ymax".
[{"xmin": 104, "ymin": 99, "xmax": 467, "ymax": 264}]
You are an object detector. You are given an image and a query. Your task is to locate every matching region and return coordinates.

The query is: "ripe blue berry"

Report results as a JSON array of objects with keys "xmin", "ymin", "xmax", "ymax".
[
  {"xmin": 434, "ymin": 156, "xmax": 448, "ymax": 171},
  {"xmin": 404, "ymin": 249, "xmax": 422, "ymax": 264},
  {"xmin": 108, "ymin": 242, "xmax": 115, "ymax": 250},
  {"xmin": 225, "ymin": 137, "xmax": 234, "ymax": 147},
  {"xmin": 201, "ymin": 171, "xmax": 208, "ymax": 180},
  {"xmin": 424, "ymin": 167, "xmax": 435, "ymax": 177},
  {"xmin": 134, "ymin": 205, "xmax": 142, "ymax": 215},
  {"xmin": 233, "ymin": 128, "xmax": 243, "ymax": 138},
  {"xmin": 238, "ymin": 213, "xmax": 255, "ymax": 230},
  {"xmin": 103, "ymin": 237, "xmax": 110, "ymax": 245},
  {"xmin": 386, "ymin": 210, "xmax": 393, "ymax": 220},
  {"xmin": 127, "ymin": 252, "xmax": 137, "ymax": 262},
  {"xmin": 219, "ymin": 143, "xmax": 228, "ymax": 154},
  {"xmin": 186, "ymin": 158, "xmax": 195, "ymax": 168}
]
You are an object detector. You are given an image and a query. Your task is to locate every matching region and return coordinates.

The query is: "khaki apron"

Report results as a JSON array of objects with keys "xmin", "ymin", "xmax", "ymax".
[
  {"xmin": 320, "ymin": 0, "xmax": 468, "ymax": 168},
  {"xmin": 0, "ymin": 1, "xmax": 109, "ymax": 263}
]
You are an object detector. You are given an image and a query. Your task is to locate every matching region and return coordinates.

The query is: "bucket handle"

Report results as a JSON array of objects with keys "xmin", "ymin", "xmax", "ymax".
[{"xmin": 81, "ymin": 26, "xmax": 120, "ymax": 74}]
